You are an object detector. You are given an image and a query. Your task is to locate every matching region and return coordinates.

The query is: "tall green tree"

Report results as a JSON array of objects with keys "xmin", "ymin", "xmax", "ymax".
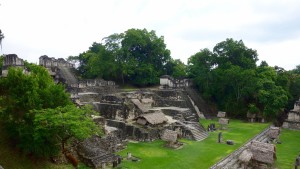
[
  {"xmin": 213, "ymin": 38, "xmax": 258, "ymax": 69},
  {"xmin": 0, "ymin": 65, "xmax": 101, "ymax": 157},
  {"xmin": 31, "ymin": 105, "xmax": 100, "ymax": 157},
  {"xmin": 75, "ymin": 28, "xmax": 172, "ymax": 86},
  {"xmin": 292, "ymin": 65, "xmax": 300, "ymax": 74},
  {"xmin": 188, "ymin": 48, "xmax": 215, "ymax": 96},
  {"xmin": 255, "ymin": 66, "xmax": 288, "ymax": 119},
  {"xmin": 188, "ymin": 38, "xmax": 289, "ymax": 119},
  {"xmin": 165, "ymin": 59, "xmax": 187, "ymax": 78}
]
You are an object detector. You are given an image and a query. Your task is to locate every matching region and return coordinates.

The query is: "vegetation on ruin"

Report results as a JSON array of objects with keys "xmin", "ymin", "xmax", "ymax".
[
  {"xmin": 0, "ymin": 64, "xmax": 100, "ymax": 158},
  {"xmin": 0, "ymin": 120, "xmax": 80, "ymax": 169},
  {"xmin": 188, "ymin": 38, "xmax": 300, "ymax": 120},
  {"xmin": 68, "ymin": 28, "xmax": 186, "ymax": 86},
  {"xmin": 117, "ymin": 119, "xmax": 269, "ymax": 169},
  {"xmin": 71, "ymin": 30, "xmax": 300, "ymax": 120}
]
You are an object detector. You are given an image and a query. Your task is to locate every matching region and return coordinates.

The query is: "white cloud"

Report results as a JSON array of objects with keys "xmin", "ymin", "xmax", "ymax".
[{"xmin": 1, "ymin": 0, "xmax": 300, "ymax": 70}]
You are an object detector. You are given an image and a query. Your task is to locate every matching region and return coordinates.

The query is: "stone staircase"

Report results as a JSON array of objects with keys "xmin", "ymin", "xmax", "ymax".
[
  {"xmin": 57, "ymin": 66, "xmax": 78, "ymax": 85},
  {"xmin": 189, "ymin": 123, "xmax": 209, "ymax": 141},
  {"xmin": 184, "ymin": 87, "xmax": 216, "ymax": 119},
  {"xmin": 210, "ymin": 125, "xmax": 273, "ymax": 169},
  {"xmin": 177, "ymin": 121, "xmax": 209, "ymax": 141},
  {"xmin": 182, "ymin": 109, "xmax": 199, "ymax": 122}
]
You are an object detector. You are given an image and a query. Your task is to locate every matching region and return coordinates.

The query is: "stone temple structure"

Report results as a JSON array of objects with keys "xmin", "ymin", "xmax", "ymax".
[
  {"xmin": 160, "ymin": 75, "xmax": 191, "ymax": 89},
  {"xmin": 1, "ymin": 54, "xmax": 25, "ymax": 77},
  {"xmin": 282, "ymin": 98, "xmax": 300, "ymax": 129},
  {"xmin": 2, "ymin": 55, "xmax": 216, "ymax": 168},
  {"xmin": 39, "ymin": 55, "xmax": 74, "ymax": 68},
  {"xmin": 39, "ymin": 55, "xmax": 76, "ymax": 85}
]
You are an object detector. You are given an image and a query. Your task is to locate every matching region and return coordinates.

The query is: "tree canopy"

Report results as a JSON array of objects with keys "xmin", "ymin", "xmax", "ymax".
[
  {"xmin": 32, "ymin": 105, "xmax": 100, "ymax": 156},
  {"xmin": 71, "ymin": 28, "xmax": 175, "ymax": 86},
  {"xmin": 0, "ymin": 64, "xmax": 99, "ymax": 157},
  {"xmin": 188, "ymin": 38, "xmax": 291, "ymax": 120}
]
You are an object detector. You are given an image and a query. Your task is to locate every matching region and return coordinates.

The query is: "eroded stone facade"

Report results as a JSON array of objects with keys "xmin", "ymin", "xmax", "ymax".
[
  {"xmin": 282, "ymin": 98, "xmax": 300, "ymax": 130},
  {"xmin": 1, "ymin": 54, "xmax": 25, "ymax": 77}
]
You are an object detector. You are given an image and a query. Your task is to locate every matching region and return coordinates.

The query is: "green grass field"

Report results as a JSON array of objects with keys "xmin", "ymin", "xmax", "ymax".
[
  {"xmin": 275, "ymin": 129, "xmax": 300, "ymax": 169},
  {"xmin": 1, "ymin": 119, "xmax": 299, "ymax": 169},
  {"xmin": 118, "ymin": 119, "xmax": 269, "ymax": 169}
]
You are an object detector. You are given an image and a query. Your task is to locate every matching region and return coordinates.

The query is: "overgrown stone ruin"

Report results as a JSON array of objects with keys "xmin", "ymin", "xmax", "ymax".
[
  {"xmin": 1, "ymin": 54, "xmax": 26, "ymax": 77},
  {"xmin": 238, "ymin": 141, "xmax": 276, "ymax": 169},
  {"xmin": 77, "ymin": 135, "xmax": 122, "ymax": 168},
  {"xmin": 282, "ymin": 98, "xmax": 300, "ymax": 130},
  {"xmin": 2, "ymin": 55, "xmax": 217, "ymax": 168}
]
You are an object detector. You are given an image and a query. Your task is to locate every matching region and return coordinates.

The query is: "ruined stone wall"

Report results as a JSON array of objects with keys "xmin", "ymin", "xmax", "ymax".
[
  {"xmin": 287, "ymin": 111, "xmax": 300, "ymax": 121},
  {"xmin": 160, "ymin": 75, "xmax": 191, "ymax": 88},
  {"xmin": 94, "ymin": 103, "xmax": 129, "ymax": 120},
  {"xmin": 3, "ymin": 54, "xmax": 24, "ymax": 67},
  {"xmin": 1, "ymin": 54, "xmax": 25, "ymax": 77},
  {"xmin": 153, "ymin": 98, "xmax": 187, "ymax": 108},
  {"xmin": 282, "ymin": 121, "xmax": 300, "ymax": 130},
  {"xmin": 106, "ymin": 120, "xmax": 160, "ymax": 141},
  {"xmin": 39, "ymin": 55, "xmax": 74, "ymax": 68},
  {"xmin": 78, "ymin": 79, "xmax": 115, "ymax": 88},
  {"xmin": 282, "ymin": 99, "xmax": 300, "ymax": 130},
  {"xmin": 154, "ymin": 89, "xmax": 179, "ymax": 98},
  {"xmin": 282, "ymin": 112, "xmax": 300, "ymax": 129}
]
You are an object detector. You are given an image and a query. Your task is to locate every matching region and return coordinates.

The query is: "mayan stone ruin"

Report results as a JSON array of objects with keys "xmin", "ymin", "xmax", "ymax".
[{"xmin": 282, "ymin": 98, "xmax": 300, "ymax": 130}]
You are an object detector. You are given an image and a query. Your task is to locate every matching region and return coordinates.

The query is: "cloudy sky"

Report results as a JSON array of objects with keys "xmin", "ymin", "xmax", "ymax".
[{"xmin": 1, "ymin": 0, "xmax": 300, "ymax": 70}]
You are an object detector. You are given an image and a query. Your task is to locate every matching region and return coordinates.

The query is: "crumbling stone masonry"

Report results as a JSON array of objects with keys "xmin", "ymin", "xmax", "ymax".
[
  {"xmin": 282, "ymin": 98, "xmax": 300, "ymax": 129},
  {"xmin": 1, "ymin": 54, "xmax": 25, "ymax": 77}
]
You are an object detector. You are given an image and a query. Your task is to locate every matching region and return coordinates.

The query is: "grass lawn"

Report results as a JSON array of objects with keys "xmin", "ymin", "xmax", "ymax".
[
  {"xmin": 275, "ymin": 129, "xmax": 300, "ymax": 169},
  {"xmin": 117, "ymin": 119, "xmax": 269, "ymax": 169}
]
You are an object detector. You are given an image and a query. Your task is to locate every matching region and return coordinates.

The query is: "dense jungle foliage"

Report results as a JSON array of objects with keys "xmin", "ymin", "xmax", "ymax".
[
  {"xmin": 188, "ymin": 38, "xmax": 300, "ymax": 120},
  {"xmin": 68, "ymin": 28, "xmax": 187, "ymax": 86},
  {"xmin": 70, "ymin": 28, "xmax": 300, "ymax": 120},
  {"xmin": 0, "ymin": 64, "xmax": 99, "ymax": 157},
  {"xmin": 1, "ymin": 28, "xmax": 300, "ymax": 158}
]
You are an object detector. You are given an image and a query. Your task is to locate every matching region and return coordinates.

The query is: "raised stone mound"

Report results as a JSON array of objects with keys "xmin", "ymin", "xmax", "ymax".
[
  {"xmin": 217, "ymin": 111, "xmax": 226, "ymax": 118},
  {"xmin": 250, "ymin": 141, "xmax": 276, "ymax": 165},
  {"xmin": 93, "ymin": 94, "xmax": 131, "ymax": 120},
  {"xmin": 219, "ymin": 118, "xmax": 229, "ymax": 130},
  {"xmin": 173, "ymin": 121, "xmax": 208, "ymax": 141},
  {"xmin": 283, "ymin": 98, "xmax": 300, "ymax": 130},
  {"xmin": 136, "ymin": 111, "xmax": 168, "ymax": 126},
  {"xmin": 77, "ymin": 136, "xmax": 122, "ymax": 168},
  {"xmin": 161, "ymin": 129, "xmax": 177, "ymax": 143},
  {"xmin": 267, "ymin": 127, "xmax": 280, "ymax": 139},
  {"xmin": 1, "ymin": 54, "xmax": 26, "ymax": 77}
]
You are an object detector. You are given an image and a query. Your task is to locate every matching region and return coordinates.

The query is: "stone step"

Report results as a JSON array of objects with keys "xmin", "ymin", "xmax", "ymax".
[
  {"xmin": 231, "ymin": 162, "xmax": 240, "ymax": 169},
  {"xmin": 223, "ymin": 158, "xmax": 239, "ymax": 169},
  {"xmin": 190, "ymin": 130, "xmax": 208, "ymax": 141}
]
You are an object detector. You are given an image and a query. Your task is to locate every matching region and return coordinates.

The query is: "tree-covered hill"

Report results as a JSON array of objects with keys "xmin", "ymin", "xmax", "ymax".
[
  {"xmin": 68, "ymin": 28, "xmax": 186, "ymax": 86},
  {"xmin": 188, "ymin": 38, "xmax": 300, "ymax": 121}
]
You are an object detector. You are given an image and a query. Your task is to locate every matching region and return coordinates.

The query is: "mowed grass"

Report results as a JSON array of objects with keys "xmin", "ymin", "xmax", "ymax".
[
  {"xmin": 118, "ymin": 119, "xmax": 269, "ymax": 169},
  {"xmin": 275, "ymin": 129, "xmax": 300, "ymax": 169}
]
